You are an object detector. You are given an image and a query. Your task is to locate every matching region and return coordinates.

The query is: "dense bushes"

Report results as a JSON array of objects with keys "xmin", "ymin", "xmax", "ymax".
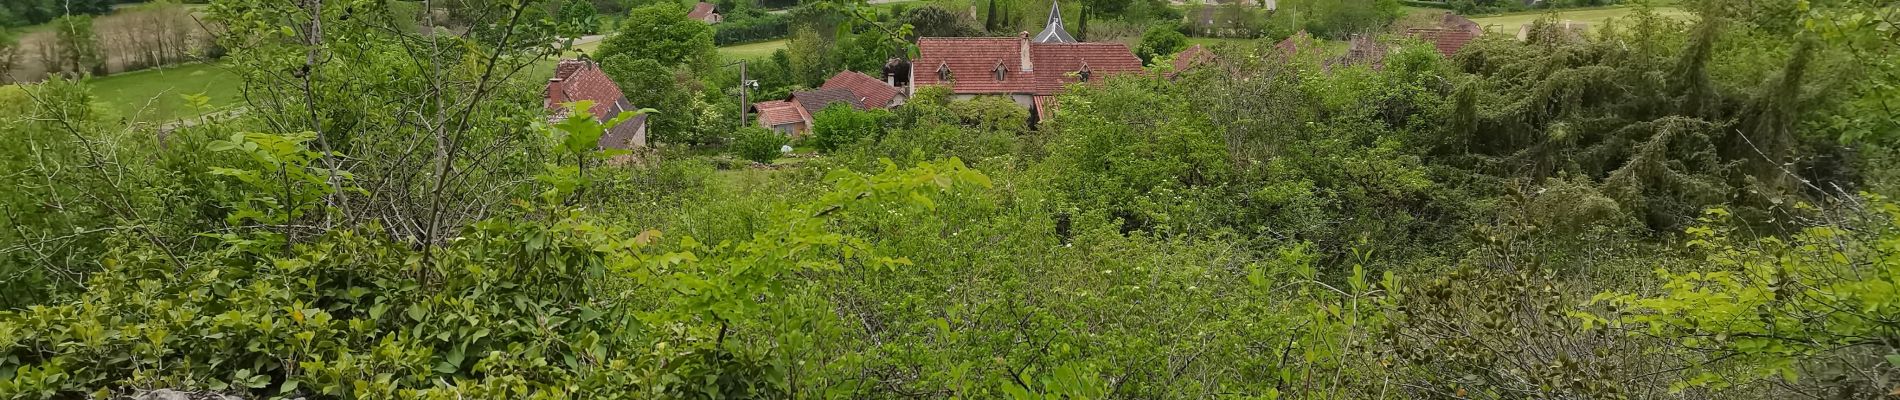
[
  {"xmin": 713, "ymin": 7, "xmax": 789, "ymax": 46},
  {"xmin": 731, "ymin": 126, "xmax": 788, "ymax": 163},
  {"xmin": 4, "ymin": 1, "xmax": 1900, "ymax": 399},
  {"xmin": 1134, "ymin": 24, "xmax": 1188, "ymax": 65},
  {"xmin": 807, "ymin": 103, "xmax": 889, "ymax": 152}
]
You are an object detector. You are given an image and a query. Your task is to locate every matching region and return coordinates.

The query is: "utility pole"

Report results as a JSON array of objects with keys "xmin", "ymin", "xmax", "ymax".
[{"xmin": 724, "ymin": 60, "xmax": 755, "ymax": 128}]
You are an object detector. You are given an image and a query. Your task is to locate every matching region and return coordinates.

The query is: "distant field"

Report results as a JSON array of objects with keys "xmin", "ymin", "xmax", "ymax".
[
  {"xmin": 1186, "ymin": 37, "xmax": 1270, "ymax": 48},
  {"xmin": 718, "ymin": 39, "xmax": 789, "ymax": 60},
  {"xmin": 85, "ymin": 63, "xmax": 243, "ymax": 124},
  {"xmin": 1470, "ymin": 6, "xmax": 1692, "ymax": 34}
]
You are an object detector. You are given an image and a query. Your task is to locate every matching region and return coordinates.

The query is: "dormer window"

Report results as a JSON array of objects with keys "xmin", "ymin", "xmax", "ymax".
[
  {"xmin": 993, "ymin": 61, "xmax": 1008, "ymax": 81},
  {"xmin": 937, "ymin": 62, "xmax": 952, "ymax": 81}
]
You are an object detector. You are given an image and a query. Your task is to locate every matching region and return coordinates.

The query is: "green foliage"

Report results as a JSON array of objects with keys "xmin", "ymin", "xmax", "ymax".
[
  {"xmin": 7, "ymin": 1, "xmax": 1900, "ymax": 399},
  {"xmin": 903, "ymin": 5, "xmax": 982, "ymax": 38},
  {"xmin": 205, "ymin": 132, "xmax": 352, "ymax": 250},
  {"xmin": 1587, "ymin": 202, "xmax": 1900, "ymax": 394},
  {"xmin": 712, "ymin": 7, "xmax": 789, "ymax": 46},
  {"xmin": 601, "ymin": 56, "xmax": 704, "ymax": 144},
  {"xmin": 557, "ymin": 0, "xmax": 602, "ymax": 37},
  {"xmin": 0, "ymin": 106, "xmax": 990, "ymax": 398},
  {"xmin": 48, "ymin": 15, "xmax": 103, "ymax": 77},
  {"xmin": 731, "ymin": 126, "xmax": 789, "ymax": 163},
  {"xmin": 1134, "ymin": 24, "xmax": 1187, "ymax": 65},
  {"xmin": 808, "ymin": 103, "xmax": 888, "ymax": 153},
  {"xmin": 1280, "ymin": 0, "xmax": 1403, "ymax": 39},
  {"xmin": 0, "ymin": 0, "xmax": 112, "ymax": 28},
  {"xmin": 1042, "ymin": 75, "xmax": 1230, "ymax": 234},
  {"xmin": 598, "ymin": 2, "xmax": 716, "ymax": 69},
  {"xmin": 0, "ymin": 26, "xmax": 18, "ymax": 83}
]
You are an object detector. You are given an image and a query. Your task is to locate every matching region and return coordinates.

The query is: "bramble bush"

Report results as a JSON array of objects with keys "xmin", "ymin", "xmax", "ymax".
[{"xmin": 731, "ymin": 127, "xmax": 788, "ymax": 164}]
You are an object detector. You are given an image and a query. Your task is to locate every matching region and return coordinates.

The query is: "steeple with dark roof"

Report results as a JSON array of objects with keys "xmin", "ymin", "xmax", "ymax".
[{"xmin": 1033, "ymin": 1, "xmax": 1077, "ymax": 44}]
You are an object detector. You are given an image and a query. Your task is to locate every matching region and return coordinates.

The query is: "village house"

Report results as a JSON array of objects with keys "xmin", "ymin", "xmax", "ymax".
[
  {"xmin": 545, "ymin": 59, "xmax": 648, "ymax": 149},
  {"xmin": 909, "ymin": 1, "xmax": 1143, "ymax": 123},
  {"xmin": 1169, "ymin": 44, "xmax": 1218, "ymax": 77},
  {"xmin": 688, "ymin": 2, "xmax": 723, "ymax": 24},
  {"xmin": 750, "ymin": 70, "xmax": 907, "ymax": 135},
  {"xmin": 1404, "ymin": 12, "xmax": 1485, "ymax": 58}
]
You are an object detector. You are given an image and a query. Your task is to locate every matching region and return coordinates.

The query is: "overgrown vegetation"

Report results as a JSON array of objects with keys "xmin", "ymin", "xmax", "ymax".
[{"xmin": 2, "ymin": 0, "xmax": 1899, "ymax": 399}]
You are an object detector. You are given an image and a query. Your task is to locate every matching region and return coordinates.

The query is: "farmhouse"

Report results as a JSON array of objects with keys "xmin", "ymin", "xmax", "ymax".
[
  {"xmin": 909, "ymin": 1, "xmax": 1143, "ymax": 123},
  {"xmin": 545, "ymin": 59, "xmax": 648, "ymax": 149},
  {"xmin": 1403, "ymin": 12, "xmax": 1485, "ymax": 58},
  {"xmin": 687, "ymin": 2, "xmax": 723, "ymax": 24}
]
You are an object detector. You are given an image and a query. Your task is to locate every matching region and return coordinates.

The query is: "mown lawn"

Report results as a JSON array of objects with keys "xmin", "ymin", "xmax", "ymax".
[
  {"xmin": 1469, "ymin": 6, "xmax": 1692, "ymax": 34},
  {"xmin": 718, "ymin": 39, "xmax": 789, "ymax": 61},
  {"xmin": 85, "ymin": 62, "xmax": 243, "ymax": 124}
]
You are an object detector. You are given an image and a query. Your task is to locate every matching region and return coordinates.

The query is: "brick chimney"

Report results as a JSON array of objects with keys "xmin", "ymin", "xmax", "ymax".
[{"xmin": 1019, "ymin": 31, "xmax": 1034, "ymax": 72}]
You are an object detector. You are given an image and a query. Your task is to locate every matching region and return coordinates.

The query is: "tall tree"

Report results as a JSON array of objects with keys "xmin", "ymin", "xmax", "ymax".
[
  {"xmin": 602, "ymin": 55, "xmax": 700, "ymax": 144},
  {"xmin": 49, "ymin": 15, "xmax": 103, "ymax": 77},
  {"xmin": 985, "ymin": 0, "xmax": 999, "ymax": 32},
  {"xmin": 1074, "ymin": 0, "xmax": 1131, "ymax": 41},
  {"xmin": 557, "ymin": 0, "xmax": 601, "ymax": 37},
  {"xmin": 0, "ymin": 27, "xmax": 18, "ymax": 83},
  {"xmin": 596, "ymin": 2, "xmax": 715, "ymax": 69}
]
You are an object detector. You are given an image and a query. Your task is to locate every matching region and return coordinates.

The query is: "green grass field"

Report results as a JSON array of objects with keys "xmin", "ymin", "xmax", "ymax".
[
  {"xmin": 85, "ymin": 63, "xmax": 243, "ymax": 124},
  {"xmin": 718, "ymin": 39, "xmax": 790, "ymax": 60},
  {"xmin": 1469, "ymin": 6, "xmax": 1692, "ymax": 34}
]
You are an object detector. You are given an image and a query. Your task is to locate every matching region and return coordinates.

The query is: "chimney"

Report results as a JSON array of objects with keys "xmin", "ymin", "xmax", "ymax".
[{"xmin": 1019, "ymin": 31, "xmax": 1034, "ymax": 72}]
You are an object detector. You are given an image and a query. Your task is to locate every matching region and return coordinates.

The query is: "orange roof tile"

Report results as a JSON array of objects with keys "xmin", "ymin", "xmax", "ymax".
[
  {"xmin": 1406, "ymin": 27, "xmax": 1477, "ymax": 57},
  {"xmin": 820, "ymin": 71, "xmax": 902, "ymax": 108},
  {"xmin": 687, "ymin": 3, "xmax": 718, "ymax": 21},
  {"xmin": 913, "ymin": 37, "xmax": 1038, "ymax": 94},
  {"xmin": 753, "ymin": 100, "xmax": 807, "ymax": 127},
  {"xmin": 546, "ymin": 59, "xmax": 646, "ymax": 148},
  {"xmin": 912, "ymin": 37, "xmax": 1144, "ymax": 96}
]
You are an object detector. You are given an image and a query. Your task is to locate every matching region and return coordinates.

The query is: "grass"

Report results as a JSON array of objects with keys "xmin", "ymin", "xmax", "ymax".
[
  {"xmin": 718, "ymin": 39, "xmax": 789, "ymax": 60},
  {"xmin": 1186, "ymin": 37, "xmax": 1269, "ymax": 47},
  {"xmin": 1468, "ymin": 6, "xmax": 1692, "ymax": 34},
  {"xmin": 85, "ymin": 63, "xmax": 243, "ymax": 125}
]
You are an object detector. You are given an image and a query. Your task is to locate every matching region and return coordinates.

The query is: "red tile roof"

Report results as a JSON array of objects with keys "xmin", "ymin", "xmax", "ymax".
[
  {"xmin": 821, "ymin": 70, "xmax": 902, "ymax": 108},
  {"xmin": 753, "ymin": 100, "xmax": 807, "ymax": 128},
  {"xmin": 1169, "ymin": 44, "xmax": 1216, "ymax": 76},
  {"xmin": 912, "ymin": 37, "xmax": 1143, "ymax": 96},
  {"xmin": 546, "ymin": 59, "xmax": 646, "ymax": 148},
  {"xmin": 1030, "ymin": 42, "xmax": 1143, "ymax": 94},
  {"xmin": 791, "ymin": 87, "xmax": 866, "ymax": 114},
  {"xmin": 1441, "ymin": 12, "xmax": 1483, "ymax": 36},
  {"xmin": 1275, "ymin": 30, "xmax": 1311, "ymax": 55},
  {"xmin": 1406, "ymin": 27, "xmax": 1477, "ymax": 57},
  {"xmin": 687, "ymin": 2, "xmax": 719, "ymax": 21},
  {"xmin": 1033, "ymin": 95, "xmax": 1057, "ymax": 122},
  {"xmin": 913, "ymin": 37, "xmax": 1037, "ymax": 94}
]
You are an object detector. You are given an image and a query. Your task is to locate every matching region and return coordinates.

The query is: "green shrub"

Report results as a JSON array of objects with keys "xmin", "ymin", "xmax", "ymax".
[
  {"xmin": 808, "ymin": 103, "xmax": 888, "ymax": 153},
  {"xmin": 731, "ymin": 126, "xmax": 788, "ymax": 163},
  {"xmin": 1135, "ymin": 24, "xmax": 1188, "ymax": 65}
]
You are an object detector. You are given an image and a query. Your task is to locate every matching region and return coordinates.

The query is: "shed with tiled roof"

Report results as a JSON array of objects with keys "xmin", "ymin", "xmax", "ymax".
[
  {"xmin": 1406, "ymin": 27, "xmax": 1478, "ymax": 58},
  {"xmin": 820, "ymin": 71, "xmax": 906, "ymax": 109},
  {"xmin": 546, "ymin": 59, "xmax": 648, "ymax": 149},
  {"xmin": 752, "ymin": 100, "xmax": 809, "ymax": 135},
  {"xmin": 791, "ymin": 87, "xmax": 867, "ymax": 115}
]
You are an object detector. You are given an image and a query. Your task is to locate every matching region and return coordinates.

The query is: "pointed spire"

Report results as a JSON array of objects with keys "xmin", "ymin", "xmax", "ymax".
[{"xmin": 1033, "ymin": 1, "xmax": 1077, "ymax": 44}]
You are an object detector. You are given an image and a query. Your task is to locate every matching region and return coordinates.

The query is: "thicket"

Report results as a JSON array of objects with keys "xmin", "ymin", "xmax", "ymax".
[
  {"xmin": 2, "ymin": 0, "xmax": 1898, "ymax": 399},
  {"xmin": 714, "ymin": 5, "xmax": 790, "ymax": 46}
]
